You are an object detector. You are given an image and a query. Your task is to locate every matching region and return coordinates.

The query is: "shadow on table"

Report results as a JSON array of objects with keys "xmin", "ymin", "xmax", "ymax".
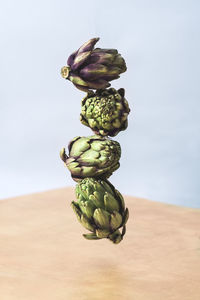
[{"xmin": 74, "ymin": 261, "xmax": 130, "ymax": 300}]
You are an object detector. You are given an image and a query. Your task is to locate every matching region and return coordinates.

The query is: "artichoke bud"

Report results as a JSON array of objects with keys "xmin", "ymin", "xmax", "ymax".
[
  {"xmin": 60, "ymin": 135, "xmax": 121, "ymax": 182},
  {"xmin": 80, "ymin": 88, "xmax": 130, "ymax": 137},
  {"xmin": 61, "ymin": 37, "xmax": 127, "ymax": 91},
  {"xmin": 72, "ymin": 178, "xmax": 129, "ymax": 244}
]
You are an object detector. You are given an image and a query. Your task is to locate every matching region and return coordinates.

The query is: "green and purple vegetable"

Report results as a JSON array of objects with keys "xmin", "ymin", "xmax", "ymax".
[
  {"xmin": 72, "ymin": 178, "xmax": 129, "ymax": 244},
  {"xmin": 61, "ymin": 37, "xmax": 127, "ymax": 91},
  {"xmin": 60, "ymin": 135, "xmax": 121, "ymax": 182}
]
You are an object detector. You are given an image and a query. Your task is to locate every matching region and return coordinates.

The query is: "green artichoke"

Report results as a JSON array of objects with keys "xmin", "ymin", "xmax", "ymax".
[
  {"xmin": 61, "ymin": 37, "xmax": 127, "ymax": 92},
  {"xmin": 60, "ymin": 135, "xmax": 121, "ymax": 182},
  {"xmin": 72, "ymin": 178, "xmax": 129, "ymax": 244},
  {"xmin": 80, "ymin": 88, "xmax": 130, "ymax": 136}
]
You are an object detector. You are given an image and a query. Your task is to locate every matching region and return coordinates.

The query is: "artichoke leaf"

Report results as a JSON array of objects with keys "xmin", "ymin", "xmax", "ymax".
[
  {"xmin": 96, "ymin": 229, "xmax": 110, "ymax": 238},
  {"xmin": 71, "ymin": 201, "xmax": 81, "ymax": 221},
  {"xmin": 79, "ymin": 200, "xmax": 95, "ymax": 219},
  {"xmin": 123, "ymin": 208, "xmax": 129, "ymax": 225},
  {"xmin": 93, "ymin": 208, "xmax": 110, "ymax": 229},
  {"xmin": 89, "ymin": 194, "xmax": 104, "ymax": 209},
  {"xmin": 104, "ymin": 193, "xmax": 120, "ymax": 213},
  {"xmin": 71, "ymin": 51, "xmax": 91, "ymax": 71},
  {"xmin": 110, "ymin": 211, "xmax": 122, "ymax": 231},
  {"xmin": 114, "ymin": 189, "xmax": 125, "ymax": 211},
  {"xmin": 83, "ymin": 233, "xmax": 100, "ymax": 240},
  {"xmin": 78, "ymin": 37, "xmax": 99, "ymax": 54},
  {"xmin": 81, "ymin": 214, "xmax": 94, "ymax": 232}
]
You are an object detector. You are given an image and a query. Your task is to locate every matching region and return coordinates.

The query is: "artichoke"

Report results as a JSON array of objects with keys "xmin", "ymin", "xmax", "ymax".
[
  {"xmin": 61, "ymin": 37, "xmax": 127, "ymax": 92},
  {"xmin": 80, "ymin": 87, "xmax": 130, "ymax": 136},
  {"xmin": 60, "ymin": 135, "xmax": 121, "ymax": 182},
  {"xmin": 72, "ymin": 178, "xmax": 129, "ymax": 244}
]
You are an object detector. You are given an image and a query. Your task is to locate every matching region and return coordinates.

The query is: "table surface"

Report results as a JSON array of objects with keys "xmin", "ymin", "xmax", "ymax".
[{"xmin": 0, "ymin": 187, "xmax": 200, "ymax": 300}]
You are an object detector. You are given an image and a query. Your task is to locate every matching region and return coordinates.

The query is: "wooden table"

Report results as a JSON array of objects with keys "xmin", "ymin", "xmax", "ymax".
[{"xmin": 0, "ymin": 188, "xmax": 200, "ymax": 300}]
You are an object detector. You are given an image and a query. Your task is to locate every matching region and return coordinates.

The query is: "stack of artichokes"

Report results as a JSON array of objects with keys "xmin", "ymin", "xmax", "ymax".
[{"xmin": 60, "ymin": 38, "xmax": 130, "ymax": 244}]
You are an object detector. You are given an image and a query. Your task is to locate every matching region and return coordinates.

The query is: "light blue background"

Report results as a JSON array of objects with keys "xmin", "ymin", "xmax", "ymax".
[{"xmin": 0, "ymin": 0, "xmax": 200, "ymax": 207}]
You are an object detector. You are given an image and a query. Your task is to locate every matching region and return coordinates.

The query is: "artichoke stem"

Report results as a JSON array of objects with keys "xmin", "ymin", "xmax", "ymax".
[
  {"xmin": 108, "ymin": 230, "xmax": 123, "ymax": 244},
  {"xmin": 61, "ymin": 66, "xmax": 70, "ymax": 79}
]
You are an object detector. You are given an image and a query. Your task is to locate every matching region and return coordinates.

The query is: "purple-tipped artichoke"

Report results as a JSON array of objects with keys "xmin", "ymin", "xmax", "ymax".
[
  {"xmin": 61, "ymin": 38, "xmax": 127, "ymax": 92},
  {"xmin": 60, "ymin": 135, "xmax": 121, "ymax": 182}
]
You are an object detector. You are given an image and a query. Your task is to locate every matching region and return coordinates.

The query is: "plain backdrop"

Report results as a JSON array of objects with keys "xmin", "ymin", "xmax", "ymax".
[{"xmin": 0, "ymin": 0, "xmax": 200, "ymax": 207}]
